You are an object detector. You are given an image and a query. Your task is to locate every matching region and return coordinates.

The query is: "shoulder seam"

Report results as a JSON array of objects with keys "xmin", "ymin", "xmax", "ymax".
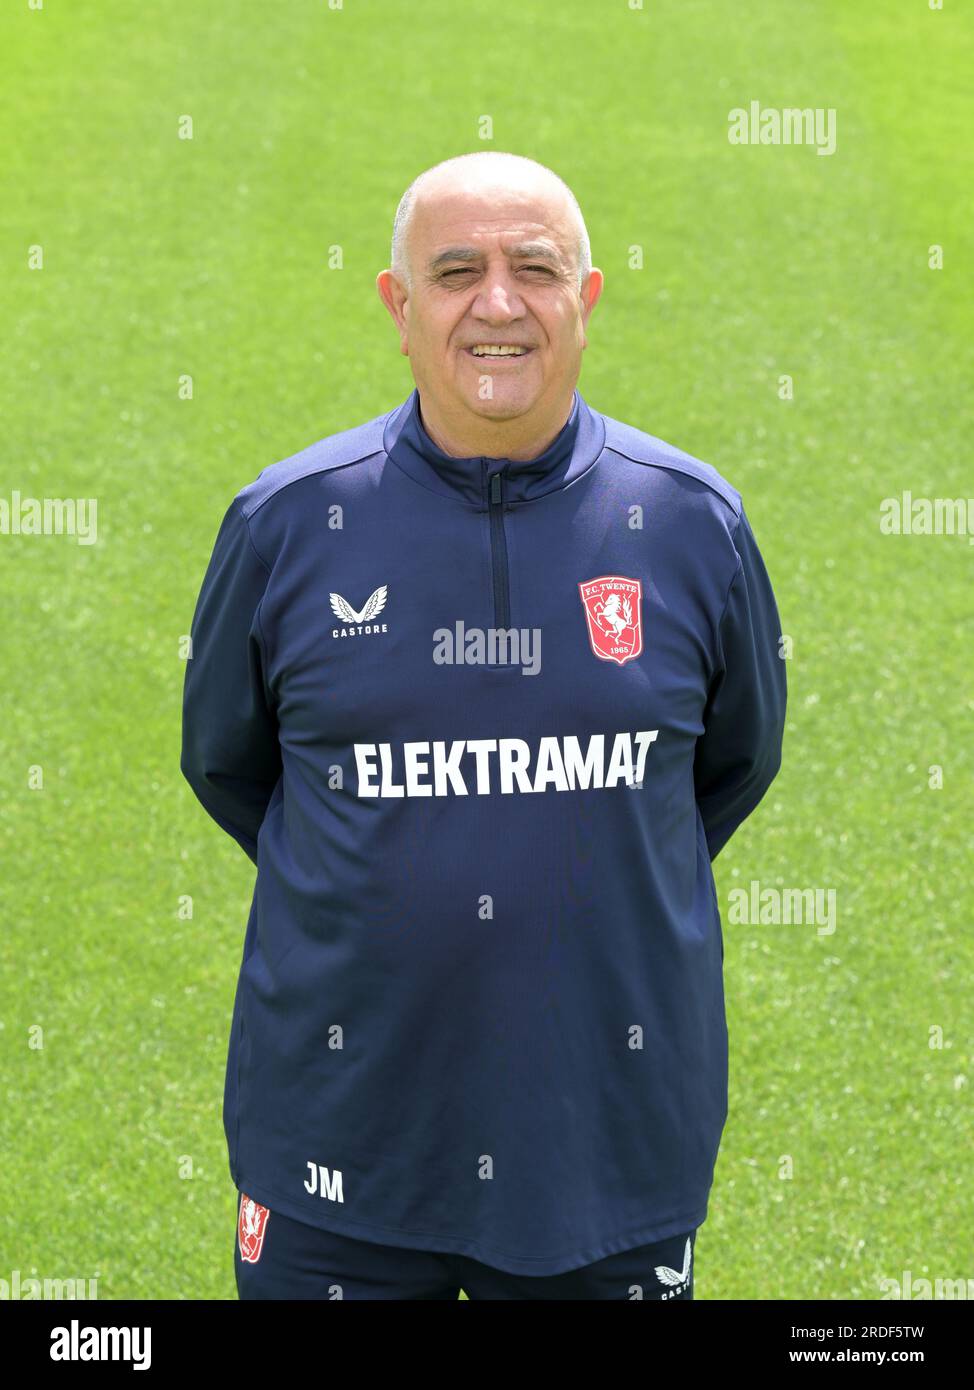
[
  {"xmin": 228, "ymin": 499, "xmax": 276, "ymax": 705},
  {"xmin": 602, "ymin": 440, "xmax": 742, "ymax": 517},
  {"xmin": 239, "ymin": 442, "xmax": 389, "ymax": 523},
  {"xmin": 233, "ymin": 497, "xmax": 273, "ymax": 575},
  {"xmin": 712, "ymin": 511, "xmax": 746, "ymax": 674}
]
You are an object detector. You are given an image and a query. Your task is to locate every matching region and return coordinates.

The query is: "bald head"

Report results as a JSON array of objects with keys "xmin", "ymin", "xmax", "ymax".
[
  {"xmin": 376, "ymin": 150, "xmax": 604, "ymax": 454},
  {"xmin": 391, "ymin": 152, "xmax": 592, "ymax": 292}
]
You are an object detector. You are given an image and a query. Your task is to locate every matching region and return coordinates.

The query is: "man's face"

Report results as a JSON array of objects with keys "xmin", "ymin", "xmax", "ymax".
[{"xmin": 378, "ymin": 180, "xmax": 602, "ymax": 428}]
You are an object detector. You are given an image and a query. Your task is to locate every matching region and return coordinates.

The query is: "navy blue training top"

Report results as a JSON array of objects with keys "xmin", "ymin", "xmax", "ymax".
[{"xmin": 180, "ymin": 386, "xmax": 787, "ymax": 1276}]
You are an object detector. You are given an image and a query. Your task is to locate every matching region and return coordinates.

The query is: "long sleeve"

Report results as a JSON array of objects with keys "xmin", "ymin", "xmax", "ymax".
[
  {"xmin": 693, "ymin": 506, "xmax": 787, "ymax": 861},
  {"xmin": 180, "ymin": 497, "xmax": 282, "ymax": 865}
]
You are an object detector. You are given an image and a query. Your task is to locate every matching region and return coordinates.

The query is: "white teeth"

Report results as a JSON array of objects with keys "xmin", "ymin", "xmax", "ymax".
[{"xmin": 471, "ymin": 345, "xmax": 527, "ymax": 356}]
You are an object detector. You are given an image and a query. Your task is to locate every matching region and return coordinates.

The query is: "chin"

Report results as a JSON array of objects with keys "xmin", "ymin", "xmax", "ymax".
[{"xmin": 462, "ymin": 387, "xmax": 537, "ymax": 421}]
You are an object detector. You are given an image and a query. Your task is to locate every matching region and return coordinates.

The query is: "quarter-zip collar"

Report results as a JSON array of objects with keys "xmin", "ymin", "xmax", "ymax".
[{"xmin": 384, "ymin": 386, "xmax": 606, "ymax": 506}]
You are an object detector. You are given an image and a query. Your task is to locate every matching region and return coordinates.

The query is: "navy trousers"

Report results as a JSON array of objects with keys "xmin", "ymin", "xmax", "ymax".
[{"xmin": 235, "ymin": 1190, "xmax": 696, "ymax": 1300}]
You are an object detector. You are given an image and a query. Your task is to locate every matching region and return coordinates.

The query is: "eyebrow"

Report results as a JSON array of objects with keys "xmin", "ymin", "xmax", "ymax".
[{"xmin": 427, "ymin": 242, "xmax": 564, "ymax": 274}]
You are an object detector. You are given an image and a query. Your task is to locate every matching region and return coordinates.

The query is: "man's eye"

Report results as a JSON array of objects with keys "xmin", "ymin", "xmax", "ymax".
[{"xmin": 440, "ymin": 265, "xmax": 553, "ymax": 279}]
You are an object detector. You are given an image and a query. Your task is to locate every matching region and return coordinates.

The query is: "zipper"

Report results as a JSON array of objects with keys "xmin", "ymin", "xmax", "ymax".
[{"xmin": 484, "ymin": 463, "xmax": 511, "ymax": 628}]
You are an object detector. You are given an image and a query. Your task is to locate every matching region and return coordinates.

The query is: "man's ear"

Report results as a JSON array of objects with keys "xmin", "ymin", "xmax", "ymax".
[
  {"xmin": 376, "ymin": 270, "xmax": 409, "ymax": 354},
  {"xmin": 579, "ymin": 269, "xmax": 604, "ymax": 349}
]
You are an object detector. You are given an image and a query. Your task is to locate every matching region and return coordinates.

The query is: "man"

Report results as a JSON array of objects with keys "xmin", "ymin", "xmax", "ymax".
[{"xmin": 181, "ymin": 151, "xmax": 787, "ymax": 1301}]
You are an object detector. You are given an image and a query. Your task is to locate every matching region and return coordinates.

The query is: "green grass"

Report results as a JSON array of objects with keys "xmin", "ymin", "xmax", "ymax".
[{"xmin": 1, "ymin": 0, "xmax": 970, "ymax": 1299}]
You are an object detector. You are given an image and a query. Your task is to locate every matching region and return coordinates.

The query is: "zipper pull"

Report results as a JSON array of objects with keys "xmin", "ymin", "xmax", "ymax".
[{"xmin": 490, "ymin": 471, "xmax": 502, "ymax": 506}]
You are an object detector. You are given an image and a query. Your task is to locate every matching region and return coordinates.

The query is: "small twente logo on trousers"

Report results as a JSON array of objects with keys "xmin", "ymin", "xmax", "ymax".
[{"xmin": 238, "ymin": 1193, "xmax": 270, "ymax": 1263}]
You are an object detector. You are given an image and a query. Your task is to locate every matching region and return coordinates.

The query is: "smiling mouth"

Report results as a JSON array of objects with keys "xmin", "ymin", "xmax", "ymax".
[{"xmin": 464, "ymin": 347, "xmax": 534, "ymax": 363}]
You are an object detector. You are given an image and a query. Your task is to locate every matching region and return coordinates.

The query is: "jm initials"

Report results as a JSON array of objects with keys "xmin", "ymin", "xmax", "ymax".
[{"xmin": 304, "ymin": 1161, "xmax": 344, "ymax": 1203}]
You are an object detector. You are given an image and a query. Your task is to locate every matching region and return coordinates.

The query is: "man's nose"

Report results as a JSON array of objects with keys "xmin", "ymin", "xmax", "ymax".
[{"xmin": 473, "ymin": 274, "xmax": 524, "ymax": 320}]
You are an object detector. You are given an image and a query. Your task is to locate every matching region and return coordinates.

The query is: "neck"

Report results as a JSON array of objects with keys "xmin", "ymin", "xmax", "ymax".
[{"xmin": 417, "ymin": 391, "xmax": 576, "ymax": 461}]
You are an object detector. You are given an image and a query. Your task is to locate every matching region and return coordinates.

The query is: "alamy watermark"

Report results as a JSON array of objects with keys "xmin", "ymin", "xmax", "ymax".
[
  {"xmin": 879, "ymin": 1269, "xmax": 974, "ymax": 1300},
  {"xmin": 728, "ymin": 880, "xmax": 836, "ymax": 936},
  {"xmin": 1, "ymin": 1266, "xmax": 98, "ymax": 1299},
  {"xmin": 433, "ymin": 622, "xmax": 541, "ymax": 675},
  {"xmin": 879, "ymin": 492, "xmax": 974, "ymax": 542},
  {"xmin": 50, "ymin": 1319, "xmax": 150, "ymax": 1369},
  {"xmin": 0, "ymin": 491, "xmax": 97, "ymax": 544},
  {"xmin": 728, "ymin": 101, "xmax": 836, "ymax": 156}
]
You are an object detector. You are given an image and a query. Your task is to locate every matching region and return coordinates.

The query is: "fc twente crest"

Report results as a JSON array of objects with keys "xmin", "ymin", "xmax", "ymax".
[
  {"xmin": 238, "ymin": 1193, "xmax": 271, "ymax": 1263},
  {"xmin": 578, "ymin": 575, "xmax": 644, "ymax": 666}
]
